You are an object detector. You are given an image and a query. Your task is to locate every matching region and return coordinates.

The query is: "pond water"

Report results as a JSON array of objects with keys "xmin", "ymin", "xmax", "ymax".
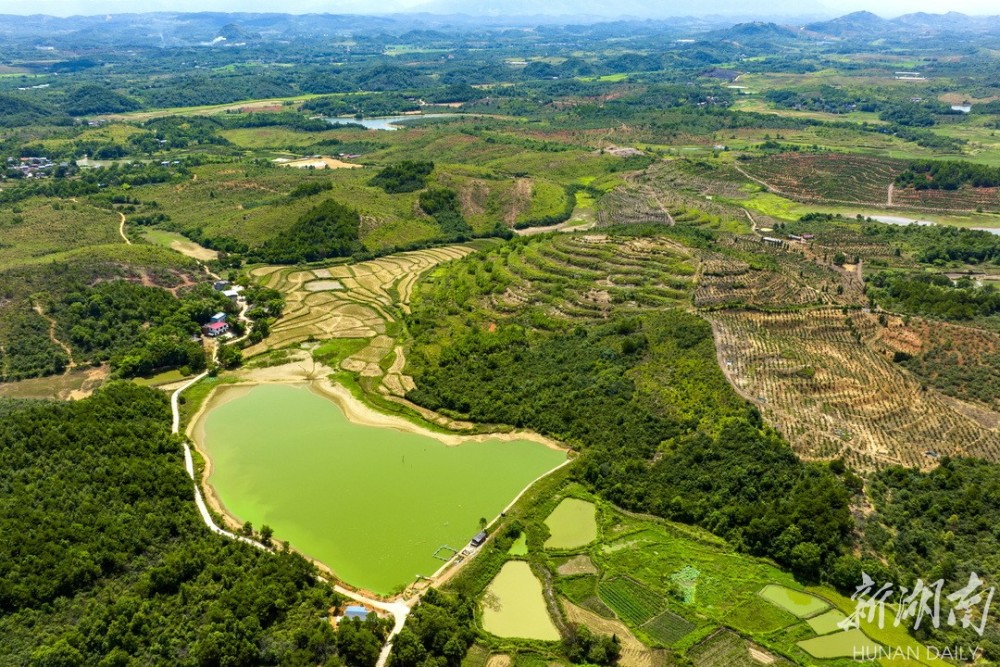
[
  {"xmin": 508, "ymin": 533, "xmax": 528, "ymax": 556},
  {"xmin": 867, "ymin": 215, "xmax": 936, "ymax": 227},
  {"xmin": 544, "ymin": 497, "xmax": 597, "ymax": 549},
  {"xmin": 197, "ymin": 383, "xmax": 566, "ymax": 594},
  {"xmin": 806, "ymin": 609, "xmax": 849, "ymax": 635},
  {"xmin": 325, "ymin": 114, "xmax": 458, "ymax": 131},
  {"xmin": 867, "ymin": 215, "xmax": 1000, "ymax": 236},
  {"xmin": 758, "ymin": 584, "xmax": 830, "ymax": 618},
  {"xmin": 480, "ymin": 561, "xmax": 560, "ymax": 640},
  {"xmin": 797, "ymin": 628, "xmax": 880, "ymax": 659}
]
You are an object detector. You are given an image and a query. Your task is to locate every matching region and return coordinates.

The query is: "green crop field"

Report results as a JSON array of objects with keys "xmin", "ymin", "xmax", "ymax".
[
  {"xmin": 597, "ymin": 577, "xmax": 667, "ymax": 626},
  {"xmin": 640, "ymin": 609, "xmax": 696, "ymax": 646}
]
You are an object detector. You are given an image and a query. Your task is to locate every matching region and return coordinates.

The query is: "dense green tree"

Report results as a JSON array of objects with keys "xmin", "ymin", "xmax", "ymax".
[
  {"xmin": 252, "ymin": 199, "xmax": 362, "ymax": 264},
  {"xmin": 369, "ymin": 161, "xmax": 435, "ymax": 194}
]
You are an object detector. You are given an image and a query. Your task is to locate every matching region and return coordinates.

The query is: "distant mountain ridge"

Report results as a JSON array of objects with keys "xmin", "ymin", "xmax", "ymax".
[
  {"xmin": 1, "ymin": 10, "xmax": 1000, "ymax": 46},
  {"xmin": 806, "ymin": 10, "xmax": 1000, "ymax": 37}
]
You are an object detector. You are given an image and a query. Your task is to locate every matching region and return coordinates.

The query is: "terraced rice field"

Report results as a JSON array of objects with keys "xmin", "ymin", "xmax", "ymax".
[
  {"xmin": 796, "ymin": 629, "xmax": 880, "ymax": 659},
  {"xmin": 246, "ymin": 245, "xmax": 472, "ymax": 393},
  {"xmin": 806, "ymin": 609, "xmax": 849, "ymax": 635},
  {"xmin": 710, "ymin": 309, "xmax": 1000, "ymax": 470}
]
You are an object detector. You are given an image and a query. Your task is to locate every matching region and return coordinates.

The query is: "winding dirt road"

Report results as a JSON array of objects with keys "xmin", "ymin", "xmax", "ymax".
[
  {"xmin": 33, "ymin": 304, "xmax": 76, "ymax": 374},
  {"xmin": 118, "ymin": 212, "xmax": 131, "ymax": 245}
]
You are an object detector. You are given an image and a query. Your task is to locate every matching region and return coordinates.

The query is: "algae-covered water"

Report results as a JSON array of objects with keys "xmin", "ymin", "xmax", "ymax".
[
  {"xmin": 759, "ymin": 584, "xmax": 830, "ymax": 618},
  {"xmin": 481, "ymin": 561, "xmax": 560, "ymax": 640},
  {"xmin": 198, "ymin": 384, "xmax": 566, "ymax": 594},
  {"xmin": 544, "ymin": 497, "xmax": 597, "ymax": 549}
]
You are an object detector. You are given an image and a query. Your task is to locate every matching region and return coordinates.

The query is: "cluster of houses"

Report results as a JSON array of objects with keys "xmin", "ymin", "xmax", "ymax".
[
  {"xmin": 6, "ymin": 156, "xmax": 60, "ymax": 178},
  {"xmin": 762, "ymin": 233, "xmax": 815, "ymax": 247},
  {"xmin": 212, "ymin": 279, "xmax": 243, "ymax": 301},
  {"xmin": 200, "ymin": 280, "xmax": 245, "ymax": 338}
]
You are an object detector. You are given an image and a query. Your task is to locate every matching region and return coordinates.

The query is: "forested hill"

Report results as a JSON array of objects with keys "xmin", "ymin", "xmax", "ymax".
[{"xmin": 0, "ymin": 383, "xmax": 387, "ymax": 666}]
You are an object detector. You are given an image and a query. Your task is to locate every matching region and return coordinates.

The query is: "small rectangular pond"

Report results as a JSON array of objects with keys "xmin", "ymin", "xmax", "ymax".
[{"xmin": 196, "ymin": 383, "xmax": 566, "ymax": 594}]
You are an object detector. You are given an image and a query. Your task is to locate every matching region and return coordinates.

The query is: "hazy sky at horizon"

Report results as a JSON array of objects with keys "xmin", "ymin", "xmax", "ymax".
[{"xmin": 2, "ymin": 0, "xmax": 999, "ymax": 18}]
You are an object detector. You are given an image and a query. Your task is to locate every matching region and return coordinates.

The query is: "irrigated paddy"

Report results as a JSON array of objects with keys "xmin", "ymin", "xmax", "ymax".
[
  {"xmin": 197, "ymin": 383, "xmax": 566, "ymax": 594},
  {"xmin": 481, "ymin": 561, "xmax": 560, "ymax": 641}
]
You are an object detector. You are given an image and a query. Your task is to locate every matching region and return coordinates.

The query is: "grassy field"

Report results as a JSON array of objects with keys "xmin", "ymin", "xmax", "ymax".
[{"xmin": 0, "ymin": 198, "xmax": 122, "ymax": 269}]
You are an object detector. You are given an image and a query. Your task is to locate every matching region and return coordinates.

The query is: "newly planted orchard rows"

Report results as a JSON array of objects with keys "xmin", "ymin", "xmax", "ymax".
[{"xmin": 710, "ymin": 308, "xmax": 1000, "ymax": 470}]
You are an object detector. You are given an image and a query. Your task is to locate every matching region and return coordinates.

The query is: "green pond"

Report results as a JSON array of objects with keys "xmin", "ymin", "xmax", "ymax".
[
  {"xmin": 797, "ymin": 628, "xmax": 880, "ymax": 659},
  {"xmin": 807, "ymin": 609, "xmax": 848, "ymax": 635},
  {"xmin": 199, "ymin": 384, "xmax": 566, "ymax": 594},
  {"xmin": 508, "ymin": 533, "xmax": 528, "ymax": 556},
  {"xmin": 758, "ymin": 584, "xmax": 830, "ymax": 618},
  {"xmin": 481, "ymin": 561, "xmax": 560, "ymax": 641},
  {"xmin": 544, "ymin": 497, "xmax": 597, "ymax": 549}
]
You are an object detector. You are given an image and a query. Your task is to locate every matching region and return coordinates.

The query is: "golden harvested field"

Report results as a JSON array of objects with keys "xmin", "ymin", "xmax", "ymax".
[
  {"xmin": 561, "ymin": 599, "xmax": 665, "ymax": 667},
  {"xmin": 710, "ymin": 309, "xmax": 1000, "ymax": 470}
]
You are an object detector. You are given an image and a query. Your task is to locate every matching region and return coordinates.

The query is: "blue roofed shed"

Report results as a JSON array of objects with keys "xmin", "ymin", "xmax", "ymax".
[
  {"xmin": 209, "ymin": 312, "xmax": 227, "ymax": 324},
  {"xmin": 344, "ymin": 605, "xmax": 370, "ymax": 620}
]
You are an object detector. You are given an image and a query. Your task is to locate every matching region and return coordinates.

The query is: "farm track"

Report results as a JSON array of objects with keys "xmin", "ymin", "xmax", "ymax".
[
  {"xmin": 118, "ymin": 212, "xmax": 131, "ymax": 245},
  {"xmin": 33, "ymin": 304, "xmax": 75, "ymax": 374}
]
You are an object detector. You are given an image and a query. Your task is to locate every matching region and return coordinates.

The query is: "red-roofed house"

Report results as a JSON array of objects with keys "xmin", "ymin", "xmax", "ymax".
[{"xmin": 202, "ymin": 321, "xmax": 229, "ymax": 337}]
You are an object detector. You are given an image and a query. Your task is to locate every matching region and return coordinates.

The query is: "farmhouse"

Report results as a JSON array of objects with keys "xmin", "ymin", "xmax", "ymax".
[
  {"xmin": 222, "ymin": 289, "xmax": 240, "ymax": 301},
  {"xmin": 202, "ymin": 321, "xmax": 229, "ymax": 337},
  {"xmin": 213, "ymin": 280, "xmax": 230, "ymax": 291},
  {"xmin": 209, "ymin": 312, "xmax": 227, "ymax": 324},
  {"xmin": 471, "ymin": 530, "xmax": 488, "ymax": 547}
]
